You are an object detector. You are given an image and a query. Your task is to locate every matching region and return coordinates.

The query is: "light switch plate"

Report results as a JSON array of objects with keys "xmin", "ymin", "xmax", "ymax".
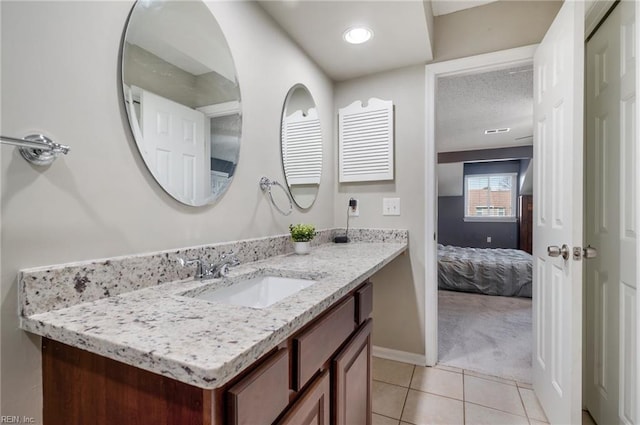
[{"xmin": 383, "ymin": 198, "xmax": 400, "ymax": 216}]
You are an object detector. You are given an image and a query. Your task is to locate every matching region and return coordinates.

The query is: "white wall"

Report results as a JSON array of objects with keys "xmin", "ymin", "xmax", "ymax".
[
  {"xmin": 0, "ymin": 1, "xmax": 334, "ymax": 420},
  {"xmin": 433, "ymin": 0, "xmax": 561, "ymax": 62},
  {"xmin": 335, "ymin": 65, "xmax": 426, "ymax": 356},
  {"xmin": 332, "ymin": 1, "xmax": 560, "ymax": 360}
]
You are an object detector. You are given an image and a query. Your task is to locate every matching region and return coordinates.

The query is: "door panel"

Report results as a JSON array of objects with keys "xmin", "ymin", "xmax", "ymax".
[
  {"xmin": 140, "ymin": 88, "xmax": 207, "ymax": 204},
  {"xmin": 585, "ymin": 2, "xmax": 637, "ymax": 424},
  {"xmin": 333, "ymin": 319, "xmax": 372, "ymax": 425},
  {"xmin": 532, "ymin": 1, "xmax": 584, "ymax": 424},
  {"xmin": 618, "ymin": 1, "xmax": 637, "ymax": 423}
]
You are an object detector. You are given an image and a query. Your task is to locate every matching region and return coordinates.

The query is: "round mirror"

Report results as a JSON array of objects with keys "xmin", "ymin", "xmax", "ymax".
[
  {"xmin": 122, "ymin": 0, "xmax": 241, "ymax": 206},
  {"xmin": 280, "ymin": 85, "xmax": 322, "ymax": 209}
]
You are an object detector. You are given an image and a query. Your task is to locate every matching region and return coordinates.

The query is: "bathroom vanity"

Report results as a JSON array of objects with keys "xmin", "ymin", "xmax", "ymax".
[
  {"xmin": 19, "ymin": 229, "xmax": 407, "ymax": 425},
  {"xmin": 41, "ymin": 280, "xmax": 372, "ymax": 425}
]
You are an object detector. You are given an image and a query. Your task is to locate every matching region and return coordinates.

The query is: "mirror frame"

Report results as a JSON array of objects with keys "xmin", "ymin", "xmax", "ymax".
[
  {"xmin": 280, "ymin": 83, "xmax": 323, "ymax": 210},
  {"xmin": 121, "ymin": 0, "xmax": 242, "ymax": 207}
]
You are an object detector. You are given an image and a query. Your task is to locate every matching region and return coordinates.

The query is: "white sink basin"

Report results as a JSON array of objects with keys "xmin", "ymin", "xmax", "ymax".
[{"xmin": 190, "ymin": 275, "xmax": 317, "ymax": 309}]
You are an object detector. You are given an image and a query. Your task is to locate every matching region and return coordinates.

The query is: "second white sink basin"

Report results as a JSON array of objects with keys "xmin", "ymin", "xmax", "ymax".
[{"xmin": 190, "ymin": 275, "xmax": 317, "ymax": 309}]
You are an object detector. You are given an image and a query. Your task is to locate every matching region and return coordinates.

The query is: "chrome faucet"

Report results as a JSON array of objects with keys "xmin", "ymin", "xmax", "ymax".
[
  {"xmin": 178, "ymin": 251, "xmax": 240, "ymax": 280},
  {"xmin": 211, "ymin": 251, "xmax": 240, "ymax": 278}
]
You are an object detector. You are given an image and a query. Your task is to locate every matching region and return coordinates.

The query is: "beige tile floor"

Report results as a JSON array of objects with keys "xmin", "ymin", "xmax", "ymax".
[{"xmin": 372, "ymin": 357, "xmax": 596, "ymax": 425}]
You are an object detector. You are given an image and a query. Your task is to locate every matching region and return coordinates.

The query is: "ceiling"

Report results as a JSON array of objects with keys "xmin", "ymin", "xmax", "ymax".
[
  {"xmin": 259, "ymin": 0, "xmax": 498, "ymax": 82},
  {"xmin": 127, "ymin": 1, "xmax": 235, "ymax": 81},
  {"xmin": 431, "ymin": 0, "xmax": 497, "ymax": 16},
  {"xmin": 259, "ymin": 0, "xmax": 532, "ymax": 152},
  {"xmin": 435, "ymin": 64, "xmax": 534, "ymax": 152}
]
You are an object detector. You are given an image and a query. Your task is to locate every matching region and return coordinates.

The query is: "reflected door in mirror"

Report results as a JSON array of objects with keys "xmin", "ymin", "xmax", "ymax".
[{"xmin": 122, "ymin": 0, "xmax": 241, "ymax": 206}]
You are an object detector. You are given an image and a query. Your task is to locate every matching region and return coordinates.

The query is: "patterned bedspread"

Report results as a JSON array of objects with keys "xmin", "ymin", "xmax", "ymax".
[{"xmin": 438, "ymin": 244, "xmax": 533, "ymax": 298}]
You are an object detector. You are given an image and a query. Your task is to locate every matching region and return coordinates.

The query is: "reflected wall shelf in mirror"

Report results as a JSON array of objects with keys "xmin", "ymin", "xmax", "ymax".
[
  {"xmin": 280, "ymin": 84, "xmax": 323, "ymax": 209},
  {"xmin": 122, "ymin": 0, "xmax": 241, "ymax": 207}
]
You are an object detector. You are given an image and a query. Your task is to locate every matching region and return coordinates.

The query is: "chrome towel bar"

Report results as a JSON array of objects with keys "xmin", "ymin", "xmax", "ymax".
[{"xmin": 0, "ymin": 134, "xmax": 70, "ymax": 165}]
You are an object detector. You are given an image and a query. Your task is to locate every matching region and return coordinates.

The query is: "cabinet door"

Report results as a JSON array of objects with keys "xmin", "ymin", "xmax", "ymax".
[
  {"xmin": 276, "ymin": 370, "xmax": 330, "ymax": 425},
  {"xmin": 332, "ymin": 319, "xmax": 373, "ymax": 425}
]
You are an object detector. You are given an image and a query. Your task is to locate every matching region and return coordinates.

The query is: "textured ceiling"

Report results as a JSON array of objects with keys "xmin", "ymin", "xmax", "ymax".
[{"xmin": 436, "ymin": 64, "xmax": 534, "ymax": 152}]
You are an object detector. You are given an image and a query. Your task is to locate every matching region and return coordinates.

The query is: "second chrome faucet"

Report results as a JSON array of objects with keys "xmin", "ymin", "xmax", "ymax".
[{"xmin": 178, "ymin": 251, "xmax": 240, "ymax": 280}]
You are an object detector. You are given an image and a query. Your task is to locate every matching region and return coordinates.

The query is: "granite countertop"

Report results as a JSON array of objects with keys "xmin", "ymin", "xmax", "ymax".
[{"xmin": 20, "ymin": 241, "xmax": 406, "ymax": 389}]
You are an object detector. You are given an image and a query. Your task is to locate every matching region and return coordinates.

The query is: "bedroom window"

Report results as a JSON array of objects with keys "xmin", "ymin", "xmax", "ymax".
[{"xmin": 464, "ymin": 173, "xmax": 517, "ymax": 222}]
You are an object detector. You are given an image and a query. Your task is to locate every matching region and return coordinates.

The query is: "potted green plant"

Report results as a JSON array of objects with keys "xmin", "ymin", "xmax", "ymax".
[{"xmin": 289, "ymin": 223, "xmax": 316, "ymax": 255}]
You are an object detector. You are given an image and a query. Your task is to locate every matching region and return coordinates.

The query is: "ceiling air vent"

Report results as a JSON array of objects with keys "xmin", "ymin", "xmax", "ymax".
[{"xmin": 484, "ymin": 128, "xmax": 510, "ymax": 135}]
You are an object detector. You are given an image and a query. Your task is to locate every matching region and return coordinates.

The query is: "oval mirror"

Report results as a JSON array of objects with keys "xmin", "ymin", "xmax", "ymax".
[
  {"xmin": 122, "ymin": 0, "xmax": 241, "ymax": 206},
  {"xmin": 280, "ymin": 85, "xmax": 322, "ymax": 209}
]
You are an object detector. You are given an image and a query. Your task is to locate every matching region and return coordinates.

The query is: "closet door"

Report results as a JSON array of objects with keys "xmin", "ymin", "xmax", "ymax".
[{"xmin": 584, "ymin": 2, "xmax": 637, "ymax": 424}]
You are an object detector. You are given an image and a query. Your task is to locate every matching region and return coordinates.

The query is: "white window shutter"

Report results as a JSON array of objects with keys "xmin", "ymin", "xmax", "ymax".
[
  {"xmin": 282, "ymin": 107, "xmax": 322, "ymax": 185},
  {"xmin": 338, "ymin": 98, "xmax": 394, "ymax": 182}
]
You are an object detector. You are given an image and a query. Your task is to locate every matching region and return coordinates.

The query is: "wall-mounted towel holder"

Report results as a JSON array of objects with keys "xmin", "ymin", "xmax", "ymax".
[
  {"xmin": 0, "ymin": 134, "xmax": 70, "ymax": 166},
  {"xmin": 260, "ymin": 176, "xmax": 293, "ymax": 216}
]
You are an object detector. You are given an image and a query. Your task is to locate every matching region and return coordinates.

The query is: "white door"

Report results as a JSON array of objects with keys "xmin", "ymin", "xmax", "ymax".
[
  {"xmin": 585, "ymin": 2, "xmax": 637, "ymax": 424},
  {"xmin": 532, "ymin": 1, "xmax": 584, "ymax": 424},
  {"xmin": 140, "ymin": 88, "xmax": 207, "ymax": 204}
]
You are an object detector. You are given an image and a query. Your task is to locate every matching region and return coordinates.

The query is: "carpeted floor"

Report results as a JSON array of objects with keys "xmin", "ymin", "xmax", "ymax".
[{"xmin": 438, "ymin": 289, "xmax": 532, "ymax": 383}]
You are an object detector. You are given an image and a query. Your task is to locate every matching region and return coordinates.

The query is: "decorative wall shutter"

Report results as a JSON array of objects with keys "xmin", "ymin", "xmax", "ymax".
[
  {"xmin": 338, "ymin": 98, "xmax": 394, "ymax": 182},
  {"xmin": 281, "ymin": 108, "xmax": 322, "ymax": 185}
]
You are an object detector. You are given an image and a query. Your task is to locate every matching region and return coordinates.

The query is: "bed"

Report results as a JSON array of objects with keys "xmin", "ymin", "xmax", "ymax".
[{"xmin": 438, "ymin": 244, "xmax": 533, "ymax": 298}]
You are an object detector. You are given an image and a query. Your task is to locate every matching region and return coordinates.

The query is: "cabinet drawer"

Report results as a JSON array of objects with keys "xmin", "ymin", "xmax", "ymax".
[
  {"xmin": 293, "ymin": 297, "xmax": 356, "ymax": 390},
  {"xmin": 227, "ymin": 348, "xmax": 289, "ymax": 425},
  {"xmin": 355, "ymin": 281, "xmax": 373, "ymax": 325}
]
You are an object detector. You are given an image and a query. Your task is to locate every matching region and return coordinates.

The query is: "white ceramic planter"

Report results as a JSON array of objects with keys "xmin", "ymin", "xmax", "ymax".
[{"xmin": 293, "ymin": 241, "xmax": 311, "ymax": 255}]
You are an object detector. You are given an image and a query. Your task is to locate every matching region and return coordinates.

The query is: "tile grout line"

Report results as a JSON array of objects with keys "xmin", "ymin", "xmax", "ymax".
[
  {"xmin": 515, "ymin": 383, "xmax": 531, "ymax": 424},
  {"xmin": 462, "ymin": 369, "xmax": 466, "ymax": 425},
  {"xmin": 373, "ymin": 412, "xmax": 403, "ymax": 423},
  {"xmin": 464, "ymin": 400, "xmax": 533, "ymax": 421},
  {"xmin": 398, "ymin": 364, "xmax": 417, "ymax": 424},
  {"xmin": 463, "ymin": 368, "xmax": 531, "ymax": 420}
]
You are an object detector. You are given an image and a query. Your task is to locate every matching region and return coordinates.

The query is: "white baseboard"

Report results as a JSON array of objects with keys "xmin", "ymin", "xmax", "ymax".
[{"xmin": 372, "ymin": 345, "xmax": 427, "ymax": 366}]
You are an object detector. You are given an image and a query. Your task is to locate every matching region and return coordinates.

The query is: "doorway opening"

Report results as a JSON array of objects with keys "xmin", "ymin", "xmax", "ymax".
[
  {"xmin": 424, "ymin": 44, "xmax": 538, "ymax": 370},
  {"xmin": 434, "ymin": 63, "xmax": 535, "ymax": 383}
]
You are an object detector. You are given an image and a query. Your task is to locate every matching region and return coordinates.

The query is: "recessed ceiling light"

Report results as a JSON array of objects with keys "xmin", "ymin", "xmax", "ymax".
[{"xmin": 343, "ymin": 27, "xmax": 373, "ymax": 45}]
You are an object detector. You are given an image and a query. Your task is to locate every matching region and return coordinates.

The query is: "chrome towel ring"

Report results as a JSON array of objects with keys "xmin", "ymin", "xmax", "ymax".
[{"xmin": 259, "ymin": 176, "xmax": 293, "ymax": 216}]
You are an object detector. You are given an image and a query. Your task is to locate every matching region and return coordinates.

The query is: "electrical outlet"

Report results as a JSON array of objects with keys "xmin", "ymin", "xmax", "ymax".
[
  {"xmin": 348, "ymin": 198, "xmax": 359, "ymax": 217},
  {"xmin": 487, "ymin": 236, "xmax": 492, "ymax": 243},
  {"xmin": 382, "ymin": 198, "xmax": 400, "ymax": 216}
]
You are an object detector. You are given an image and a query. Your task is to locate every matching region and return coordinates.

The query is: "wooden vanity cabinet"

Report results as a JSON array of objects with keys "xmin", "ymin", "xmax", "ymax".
[
  {"xmin": 276, "ymin": 370, "xmax": 331, "ymax": 425},
  {"xmin": 333, "ymin": 319, "xmax": 373, "ymax": 425},
  {"xmin": 41, "ymin": 281, "xmax": 373, "ymax": 425},
  {"xmin": 292, "ymin": 296, "xmax": 356, "ymax": 391}
]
